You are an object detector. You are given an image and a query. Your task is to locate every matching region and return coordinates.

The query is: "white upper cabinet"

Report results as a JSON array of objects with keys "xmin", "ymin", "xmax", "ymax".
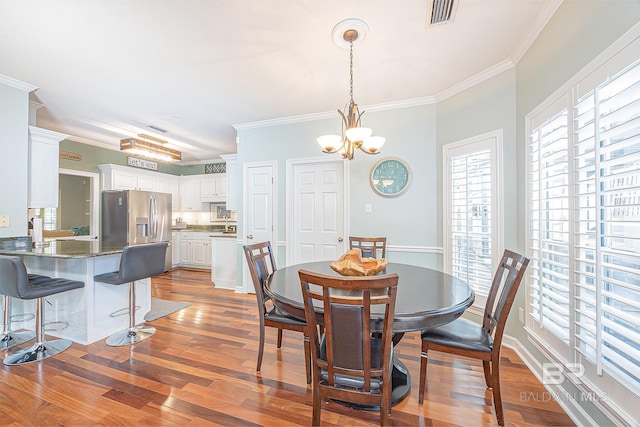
[
  {"xmin": 28, "ymin": 126, "xmax": 68, "ymax": 208},
  {"xmin": 200, "ymin": 174, "xmax": 226, "ymax": 202},
  {"xmin": 180, "ymin": 177, "xmax": 201, "ymax": 211},
  {"xmin": 220, "ymin": 154, "xmax": 237, "ymax": 210},
  {"xmin": 98, "ymin": 164, "xmax": 179, "ymax": 194}
]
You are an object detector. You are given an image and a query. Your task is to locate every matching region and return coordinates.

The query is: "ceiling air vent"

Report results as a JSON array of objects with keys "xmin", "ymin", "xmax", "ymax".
[{"xmin": 427, "ymin": 0, "xmax": 458, "ymax": 26}]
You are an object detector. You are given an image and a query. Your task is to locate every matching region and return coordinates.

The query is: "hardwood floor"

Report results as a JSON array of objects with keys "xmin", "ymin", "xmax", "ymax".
[{"xmin": 0, "ymin": 268, "xmax": 575, "ymax": 426}]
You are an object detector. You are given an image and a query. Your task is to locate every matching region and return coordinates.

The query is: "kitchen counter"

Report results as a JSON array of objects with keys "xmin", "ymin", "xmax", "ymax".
[
  {"xmin": 209, "ymin": 233, "xmax": 237, "ymax": 238},
  {"xmin": 0, "ymin": 239, "xmax": 127, "ymax": 258},
  {"xmin": 3, "ymin": 239, "xmax": 151, "ymax": 345}
]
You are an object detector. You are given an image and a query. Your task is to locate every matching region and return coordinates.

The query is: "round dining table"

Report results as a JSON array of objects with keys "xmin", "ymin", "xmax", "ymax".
[{"xmin": 264, "ymin": 261, "xmax": 475, "ymax": 405}]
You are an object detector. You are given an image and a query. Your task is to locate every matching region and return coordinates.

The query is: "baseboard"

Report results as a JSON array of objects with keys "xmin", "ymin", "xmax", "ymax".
[{"xmin": 503, "ymin": 335, "xmax": 597, "ymax": 427}]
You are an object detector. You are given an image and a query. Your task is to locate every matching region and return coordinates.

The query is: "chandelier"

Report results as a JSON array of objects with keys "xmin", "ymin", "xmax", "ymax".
[
  {"xmin": 120, "ymin": 133, "xmax": 182, "ymax": 162},
  {"xmin": 317, "ymin": 19, "xmax": 385, "ymax": 160}
]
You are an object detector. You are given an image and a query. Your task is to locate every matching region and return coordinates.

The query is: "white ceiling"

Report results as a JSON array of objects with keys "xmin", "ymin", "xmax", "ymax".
[{"xmin": 0, "ymin": 0, "xmax": 560, "ymax": 163}]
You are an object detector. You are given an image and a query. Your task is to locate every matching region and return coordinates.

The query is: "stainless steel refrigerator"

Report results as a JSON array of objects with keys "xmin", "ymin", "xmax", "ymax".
[{"xmin": 102, "ymin": 190, "xmax": 172, "ymax": 271}]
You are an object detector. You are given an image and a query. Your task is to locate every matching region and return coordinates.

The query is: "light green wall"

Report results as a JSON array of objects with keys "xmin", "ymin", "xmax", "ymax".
[
  {"xmin": 237, "ymin": 103, "xmax": 440, "ymax": 268},
  {"xmin": 0, "ymin": 82, "xmax": 30, "ymax": 237}
]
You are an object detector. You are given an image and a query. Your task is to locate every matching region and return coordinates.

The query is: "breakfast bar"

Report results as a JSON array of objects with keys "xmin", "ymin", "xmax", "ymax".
[{"xmin": 0, "ymin": 240, "xmax": 153, "ymax": 345}]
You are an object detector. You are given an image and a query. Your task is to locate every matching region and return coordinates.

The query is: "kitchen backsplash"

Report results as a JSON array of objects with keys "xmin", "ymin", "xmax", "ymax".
[{"xmin": 174, "ymin": 209, "xmax": 237, "ymax": 227}]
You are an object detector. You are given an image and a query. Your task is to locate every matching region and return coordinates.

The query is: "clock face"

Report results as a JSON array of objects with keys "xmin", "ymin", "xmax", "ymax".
[{"xmin": 370, "ymin": 157, "xmax": 411, "ymax": 197}]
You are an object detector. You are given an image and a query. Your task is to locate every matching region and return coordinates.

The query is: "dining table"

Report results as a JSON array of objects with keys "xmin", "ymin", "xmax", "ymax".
[{"xmin": 264, "ymin": 261, "xmax": 475, "ymax": 405}]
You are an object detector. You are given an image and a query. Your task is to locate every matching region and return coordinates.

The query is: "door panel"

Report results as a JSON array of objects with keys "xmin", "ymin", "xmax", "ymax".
[{"xmin": 290, "ymin": 160, "xmax": 345, "ymax": 264}]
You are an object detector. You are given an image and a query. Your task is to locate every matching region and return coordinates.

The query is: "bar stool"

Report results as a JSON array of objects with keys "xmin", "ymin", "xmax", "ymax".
[
  {"xmin": 94, "ymin": 242, "xmax": 168, "ymax": 346},
  {"xmin": 0, "ymin": 256, "xmax": 84, "ymax": 365},
  {"xmin": 0, "ymin": 293, "xmax": 35, "ymax": 350}
]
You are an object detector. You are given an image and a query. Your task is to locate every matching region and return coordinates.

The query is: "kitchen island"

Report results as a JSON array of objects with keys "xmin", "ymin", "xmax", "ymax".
[{"xmin": 0, "ymin": 240, "xmax": 153, "ymax": 345}]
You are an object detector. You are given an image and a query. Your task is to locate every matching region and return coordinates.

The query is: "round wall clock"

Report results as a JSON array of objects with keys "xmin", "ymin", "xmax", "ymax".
[{"xmin": 370, "ymin": 157, "xmax": 411, "ymax": 197}]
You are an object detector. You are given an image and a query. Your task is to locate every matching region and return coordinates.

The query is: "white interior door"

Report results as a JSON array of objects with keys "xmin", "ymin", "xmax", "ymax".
[
  {"xmin": 243, "ymin": 162, "xmax": 276, "ymax": 292},
  {"xmin": 287, "ymin": 159, "xmax": 347, "ymax": 265}
]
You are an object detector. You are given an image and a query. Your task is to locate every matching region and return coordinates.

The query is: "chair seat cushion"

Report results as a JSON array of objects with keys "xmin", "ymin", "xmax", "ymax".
[
  {"xmin": 421, "ymin": 318, "xmax": 493, "ymax": 353},
  {"xmin": 264, "ymin": 306, "xmax": 307, "ymax": 326},
  {"xmin": 21, "ymin": 275, "xmax": 84, "ymax": 300},
  {"xmin": 93, "ymin": 271, "xmax": 122, "ymax": 285}
]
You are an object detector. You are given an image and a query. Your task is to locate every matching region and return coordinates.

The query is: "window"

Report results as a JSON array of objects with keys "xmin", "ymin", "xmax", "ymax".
[
  {"xmin": 444, "ymin": 130, "xmax": 503, "ymax": 309},
  {"xmin": 43, "ymin": 208, "xmax": 57, "ymax": 230},
  {"xmin": 527, "ymin": 37, "xmax": 640, "ymax": 423}
]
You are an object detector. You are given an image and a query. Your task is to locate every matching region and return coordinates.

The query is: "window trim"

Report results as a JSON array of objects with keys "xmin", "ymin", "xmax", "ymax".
[{"xmin": 442, "ymin": 129, "xmax": 504, "ymax": 310}]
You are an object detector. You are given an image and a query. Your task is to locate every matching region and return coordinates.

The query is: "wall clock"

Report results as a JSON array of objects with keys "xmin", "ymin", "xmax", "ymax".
[{"xmin": 370, "ymin": 157, "xmax": 411, "ymax": 197}]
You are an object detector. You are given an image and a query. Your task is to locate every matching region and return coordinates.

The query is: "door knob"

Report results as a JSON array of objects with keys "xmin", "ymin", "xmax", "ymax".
[
  {"xmin": 338, "ymin": 237, "xmax": 343, "ymax": 242},
  {"xmin": 247, "ymin": 234, "xmax": 254, "ymax": 240}
]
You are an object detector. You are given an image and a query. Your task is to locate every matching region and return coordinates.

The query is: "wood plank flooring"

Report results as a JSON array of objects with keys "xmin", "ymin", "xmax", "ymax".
[{"xmin": 0, "ymin": 268, "xmax": 575, "ymax": 426}]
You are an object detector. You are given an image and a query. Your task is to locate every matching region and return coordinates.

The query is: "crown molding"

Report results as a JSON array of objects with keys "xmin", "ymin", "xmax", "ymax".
[
  {"xmin": 510, "ymin": 0, "xmax": 564, "ymax": 64},
  {"xmin": 435, "ymin": 59, "xmax": 516, "ymax": 102},
  {"xmin": 233, "ymin": 96, "xmax": 436, "ymax": 131},
  {"xmin": 0, "ymin": 74, "xmax": 37, "ymax": 92}
]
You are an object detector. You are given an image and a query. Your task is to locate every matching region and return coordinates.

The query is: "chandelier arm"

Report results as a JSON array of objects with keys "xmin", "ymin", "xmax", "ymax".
[{"xmin": 358, "ymin": 145, "xmax": 380, "ymax": 155}]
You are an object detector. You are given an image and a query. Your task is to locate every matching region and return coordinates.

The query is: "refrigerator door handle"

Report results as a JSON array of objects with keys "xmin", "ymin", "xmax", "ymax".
[{"xmin": 150, "ymin": 195, "xmax": 158, "ymax": 239}]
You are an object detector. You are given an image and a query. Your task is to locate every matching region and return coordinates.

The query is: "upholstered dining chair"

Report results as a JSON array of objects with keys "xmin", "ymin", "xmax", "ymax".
[
  {"xmin": 298, "ymin": 269, "xmax": 399, "ymax": 426},
  {"xmin": 349, "ymin": 236, "xmax": 387, "ymax": 259},
  {"xmin": 243, "ymin": 241, "xmax": 311, "ymax": 384},
  {"xmin": 418, "ymin": 249, "xmax": 529, "ymax": 426}
]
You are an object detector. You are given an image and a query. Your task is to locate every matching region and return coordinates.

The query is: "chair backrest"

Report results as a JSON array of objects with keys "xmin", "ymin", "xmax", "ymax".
[
  {"xmin": 243, "ymin": 241, "xmax": 277, "ymax": 314},
  {"xmin": 0, "ymin": 255, "xmax": 29, "ymax": 299},
  {"xmin": 349, "ymin": 236, "xmax": 387, "ymax": 259},
  {"xmin": 483, "ymin": 250, "xmax": 530, "ymax": 350},
  {"xmin": 298, "ymin": 269, "xmax": 398, "ymax": 393},
  {"xmin": 117, "ymin": 242, "xmax": 168, "ymax": 284}
]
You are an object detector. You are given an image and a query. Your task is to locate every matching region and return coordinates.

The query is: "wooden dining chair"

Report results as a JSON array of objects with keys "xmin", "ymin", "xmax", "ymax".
[
  {"xmin": 298, "ymin": 269, "xmax": 399, "ymax": 426},
  {"xmin": 349, "ymin": 236, "xmax": 387, "ymax": 259},
  {"xmin": 243, "ymin": 241, "xmax": 311, "ymax": 384},
  {"xmin": 418, "ymin": 249, "xmax": 529, "ymax": 426}
]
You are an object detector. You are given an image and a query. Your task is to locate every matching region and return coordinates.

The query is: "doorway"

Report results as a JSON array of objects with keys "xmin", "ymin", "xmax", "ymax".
[{"xmin": 52, "ymin": 169, "xmax": 99, "ymax": 239}]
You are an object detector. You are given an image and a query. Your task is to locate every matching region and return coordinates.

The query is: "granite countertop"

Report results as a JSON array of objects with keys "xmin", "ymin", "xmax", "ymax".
[
  {"xmin": 0, "ymin": 239, "xmax": 127, "ymax": 259},
  {"xmin": 209, "ymin": 233, "xmax": 237, "ymax": 238}
]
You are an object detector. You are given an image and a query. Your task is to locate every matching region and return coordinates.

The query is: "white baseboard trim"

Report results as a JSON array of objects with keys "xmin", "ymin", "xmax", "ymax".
[{"xmin": 503, "ymin": 335, "xmax": 597, "ymax": 427}]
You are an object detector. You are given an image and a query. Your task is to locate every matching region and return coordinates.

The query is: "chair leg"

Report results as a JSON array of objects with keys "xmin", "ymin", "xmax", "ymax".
[
  {"xmin": 491, "ymin": 357, "xmax": 505, "ymax": 426},
  {"xmin": 277, "ymin": 328, "xmax": 283, "ymax": 348},
  {"xmin": 0, "ymin": 295, "xmax": 35, "ymax": 350},
  {"xmin": 256, "ymin": 318, "xmax": 265, "ymax": 372},
  {"xmin": 106, "ymin": 281, "xmax": 155, "ymax": 346},
  {"xmin": 303, "ymin": 332, "xmax": 311, "ymax": 384},
  {"xmin": 418, "ymin": 342, "xmax": 429, "ymax": 404},
  {"xmin": 312, "ymin": 382, "xmax": 322, "ymax": 426},
  {"xmin": 483, "ymin": 360, "xmax": 492, "ymax": 388},
  {"xmin": 4, "ymin": 298, "xmax": 73, "ymax": 365}
]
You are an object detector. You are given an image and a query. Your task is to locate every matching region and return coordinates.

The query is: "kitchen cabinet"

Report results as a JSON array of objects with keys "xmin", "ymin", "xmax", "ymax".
[
  {"xmin": 28, "ymin": 126, "xmax": 68, "ymax": 208},
  {"xmin": 171, "ymin": 231, "xmax": 179, "ymax": 268},
  {"xmin": 179, "ymin": 177, "xmax": 201, "ymax": 211},
  {"xmin": 178, "ymin": 232, "xmax": 211, "ymax": 268},
  {"xmin": 211, "ymin": 236, "xmax": 237, "ymax": 289},
  {"xmin": 220, "ymin": 154, "xmax": 237, "ymax": 210},
  {"xmin": 98, "ymin": 164, "xmax": 180, "ymax": 197},
  {"xmin": 200, "ymin": 174, "xmax": 226, "ymax": 202}
]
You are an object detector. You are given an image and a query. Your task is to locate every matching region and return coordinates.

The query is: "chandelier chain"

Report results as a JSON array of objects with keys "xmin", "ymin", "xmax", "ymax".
[{"xmin": 349, "ymin": 41, "xmax": 354, "ymax": 103}]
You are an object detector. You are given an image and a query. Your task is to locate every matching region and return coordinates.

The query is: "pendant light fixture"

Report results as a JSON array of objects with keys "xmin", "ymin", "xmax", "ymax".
[{"xmin": 317, "ymin": 19, "xmax": 385, "ymax": 160}]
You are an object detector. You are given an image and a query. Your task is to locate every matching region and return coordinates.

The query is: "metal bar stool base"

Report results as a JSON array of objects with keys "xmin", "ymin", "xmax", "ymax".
[
  {"xmin": 0, "ymin": 331, "xmax": 36, "ymax": 350},
  {"xmin": 106, "ymin": 325, "xmax": 156, "ymax": 347},
  {"xmin": 3, "ymin": 339, "xmax": 73, "ymax": 365}
]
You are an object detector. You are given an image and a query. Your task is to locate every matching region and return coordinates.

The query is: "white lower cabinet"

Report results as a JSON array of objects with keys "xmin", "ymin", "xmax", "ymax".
[
  {"xmin": 177, "ymin": 232, "xmax": 211, "ymax": 269},
  {"xmin": 171, "ymin": 232, "xmax": 179, "ymax": 268},
  {"xmin": 211, "ymin": 237, "xmax": 236, "ymax": 289}
]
